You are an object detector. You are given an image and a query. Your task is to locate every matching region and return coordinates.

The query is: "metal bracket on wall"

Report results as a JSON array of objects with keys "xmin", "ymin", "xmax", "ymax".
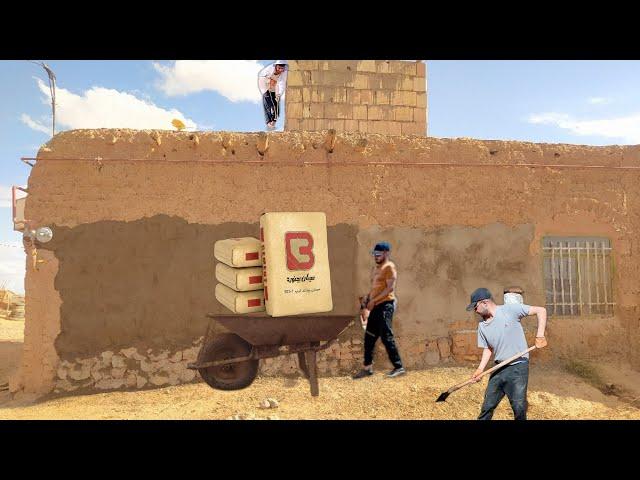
[
  {"xmin": 21, "ymin": 157, "xmax": 36, "ymax": 168},
  {"xmin": 12, "ymin": 186, "xmax": 29, "ymax": 232}
]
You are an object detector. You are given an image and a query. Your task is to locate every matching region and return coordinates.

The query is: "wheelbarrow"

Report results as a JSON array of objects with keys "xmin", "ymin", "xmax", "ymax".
[{"xmin": 187, "ymin": 313, "xmax": 355, "ymax": 396}]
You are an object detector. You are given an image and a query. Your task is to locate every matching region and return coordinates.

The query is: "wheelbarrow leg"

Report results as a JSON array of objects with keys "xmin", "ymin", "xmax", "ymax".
[
  {"xmin": 304, "ymin": 350, "xmax": 319, "ymax": 397},
  {"xmin": 297, "ymin": 352, "xmax": 309, "ymax": 379}
]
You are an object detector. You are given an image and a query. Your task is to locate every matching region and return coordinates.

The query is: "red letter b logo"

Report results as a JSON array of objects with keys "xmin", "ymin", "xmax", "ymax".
[{"xmin": 285, "ymin": 232, "xmax": 315, "ymax": 270}]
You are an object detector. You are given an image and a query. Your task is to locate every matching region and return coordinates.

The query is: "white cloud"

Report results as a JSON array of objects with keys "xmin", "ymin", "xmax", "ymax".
[
  {"xmin": 587, "ymin": 97, "xmax": 612, "ymax": 105},
  {"xmin": 153, "ymin": 60, "xmax": 264, "ymax": 102},
  {"xmin": 0, "ymin": 243, "xmax": 25, "ymax": 295},
  {"xmin": 20, "ymin": 113, "xmax": 51, "ymax": 135},
  {"xmin": 527, "ymin": 111, "xmax": 640, "ymax": 144},
  {"xmin": 22, "ymin": 78, "xmax": 197, "ymax": 134}
]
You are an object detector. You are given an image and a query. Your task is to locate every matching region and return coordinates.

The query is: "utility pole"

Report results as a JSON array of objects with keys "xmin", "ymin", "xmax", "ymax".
[{"xmin": 28, "ymin": 61, "xmax": 57, "ymax": 137}]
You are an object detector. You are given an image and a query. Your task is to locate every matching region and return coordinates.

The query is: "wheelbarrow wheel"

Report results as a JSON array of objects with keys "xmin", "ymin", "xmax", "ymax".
[{"xmin": 198, "ymin": 333, "xmax": 258, "ymax": 390}]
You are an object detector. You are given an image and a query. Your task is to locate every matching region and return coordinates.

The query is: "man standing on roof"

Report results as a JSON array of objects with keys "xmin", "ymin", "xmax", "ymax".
[{"xmin": 258, "ymin": 60, "xmax": 288, "ymax": 130}]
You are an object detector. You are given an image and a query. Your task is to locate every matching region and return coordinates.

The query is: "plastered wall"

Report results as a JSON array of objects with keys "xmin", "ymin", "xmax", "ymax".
[{"xmin": 10, "ymin": 128, "xmax": 640, "ymax": 395}]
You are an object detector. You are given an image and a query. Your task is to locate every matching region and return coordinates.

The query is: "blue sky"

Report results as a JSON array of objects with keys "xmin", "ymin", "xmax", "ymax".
[{"xmin": 1, "ymin": 60, "xmax": 639, "ymax": 293}]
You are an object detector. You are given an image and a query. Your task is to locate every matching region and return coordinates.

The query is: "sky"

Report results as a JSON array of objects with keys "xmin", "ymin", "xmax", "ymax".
[{"xmin": 1, "ymin": 59, "xmax": 639, "ymax": 294}]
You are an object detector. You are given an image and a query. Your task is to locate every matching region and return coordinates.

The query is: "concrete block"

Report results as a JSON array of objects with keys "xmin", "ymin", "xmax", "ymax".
[
  {"xmin": 416, "ymin": 61, "xmax": 426, "ymax": 77},
  {"xmin": 369, "ymin": 121, "xmax": 401, "ymax": 136},
  {"xmin": 417, "ymin": 92, "xmax": 427, "ymax": 108},
  {"xmin": 319, "ymin": 70, "xmax": 352, "ymax": 87},
  {"xmin": 401, "ymin": 122, "xmax": 426, "ymax": 136},
  {"xmin": 368, "ymin": 75, "xmax": 385, "ymax": 90},
  {"xmin": 344, "ymin": 120, "xmax": 359, "ymax": 132},
  {"xmin": 413, "ymin": 108, "xmax": 427, "ymax": 123},
  {"xmin": 381, "ymin": 74, "xmax": 402, "ymax": 90},
  {"xmin": 299, "ymin": 119, "xmax": 316, "ymax": 131},
  {"xmin": 376, "ymin": 60, "xmax": 390, "ymax": 73},
  {"xmin": 360, "ymin": 90, "xmax": 373, "ymax": 105},
  {"xmin": 375, "ymin": 90, "xmax": 391, "ymax": 105},
  {"xmin": 287, "ymin": 70, "xmax": 303, "ymax": 87},
  {"xmin": 286, "ymin": 102, "xmax": 303, "ymax": 119},
  {"xmin": 353, "ymin": 105, "xmax": 367, "ymax": 120},
  {"xmin": 414, "ymin": 76, "xmax": 427, "ymax": 92},
  {"xmin": 286, "ymin": 88, "xmax": 303, "ymax": 103},
  {"xmin": 297, "ymin": 60, "xmax": 319, "ymax": 70},
  {"xmin": 309, "ymin": 103, "xmax": 324, "ymax": 118},
  {"xmin": 301, "ymin": 87, "xmax": 312, "ymax": 103},
  {"xmin": 358, "ymin": 121, "xmax": 369, "ymax": 133},
  {"xmin": 328, "ymin": 60, "xmax": 359, "ymax": 72},
  {"xmin": 394, "ymin": 106, "xmax": 414, "ymax": 122},
  {"xmin": 402, "ymin": 62, "xmax": 417, "ymax": 76},
  {"xmin": 368, "ymin": 105, "xmax": 393, "ymax": 121},
  {"xmin": 358, "ymin": 60, "xmax": 377, "ymax": 72},
  {"xmin": 401, "ymin": 76, "xmax": 415, "ymax": 91},
  {"xmin": 388, "ymin": 61, "xmax": 410, "ymax": 74},
  {"xmin": 325, "ymin": 103, "xmax": 352, "ymax": 119},
  {"xmin": 324, "ymin": 119, "xmax": 345, "ymax": 131},
  {"xmin": 318, "ymin": 87, "xmax": 348, "ymax": 103},
  {"xmin": 392, "ymin": 91, "xmax": 417, "ymax": 107},
  {"xmin": 354, "ymin": 74, "xmax": 369, "ymax": 90},
  {"xmin": 302, "ymin": 71, "xmax": 313, "ymax": 85},
  {"xmin": 285, "ymin": 118, "xmax": 301, "ymax": 131}
]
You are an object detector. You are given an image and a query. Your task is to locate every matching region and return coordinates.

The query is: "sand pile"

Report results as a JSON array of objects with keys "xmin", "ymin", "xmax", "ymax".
[{"xmin": 1, "ymin": 365, "xmax": 638, "ymax": 420}]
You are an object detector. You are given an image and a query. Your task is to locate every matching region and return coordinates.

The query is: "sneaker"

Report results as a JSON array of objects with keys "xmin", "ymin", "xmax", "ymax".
[
  {"xmin": 352, "ymin": 369, "xmax": 374, "ymax": 379},
  {"xmin": 386, "ymin": 367, "xmax": 406, "ymax": 378}
]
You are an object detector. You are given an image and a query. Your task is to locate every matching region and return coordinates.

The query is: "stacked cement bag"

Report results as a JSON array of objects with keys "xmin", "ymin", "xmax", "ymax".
[
  {"xmin": 214, "ymin": 237, "xmax": 266, "ymax": 313},
  {"xmin": 260, "ymin": 212, "xmax": 333, "ymax": 317}
]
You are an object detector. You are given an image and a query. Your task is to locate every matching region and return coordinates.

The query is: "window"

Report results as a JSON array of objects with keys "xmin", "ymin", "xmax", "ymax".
[{"xmin": 543, "ymin": 237, "xmax": 614, "ymax": 316}]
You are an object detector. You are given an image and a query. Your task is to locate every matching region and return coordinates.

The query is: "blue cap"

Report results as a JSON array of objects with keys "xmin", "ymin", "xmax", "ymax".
[
  {"xmin": 372, "ymin": 241, "xmax": 391, "ymax": 252},
  {"xmin": 466, "ymin": 288, "xmax": 492, "ymax": 311}
]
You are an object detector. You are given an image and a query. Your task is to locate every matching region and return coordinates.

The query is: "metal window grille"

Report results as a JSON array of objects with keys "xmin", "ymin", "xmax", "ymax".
[{"xmin": 543, "ymin": 237, "xmax": 614, "ymax": 316}]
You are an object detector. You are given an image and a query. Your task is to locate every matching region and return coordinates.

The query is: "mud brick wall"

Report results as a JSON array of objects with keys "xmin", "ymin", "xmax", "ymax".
[
  {"xmin": 285, "ymin": 60, "xmax": 427, "ymax": 136},
  {"xmin": 10, "ymin": 129, "xmax": 640, "ymax": 396}
]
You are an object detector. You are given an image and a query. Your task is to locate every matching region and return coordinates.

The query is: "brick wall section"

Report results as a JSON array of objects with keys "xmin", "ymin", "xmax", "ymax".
[{"xmin": 285, "ymin": 60, "xmax": 427, "ymax": 136}]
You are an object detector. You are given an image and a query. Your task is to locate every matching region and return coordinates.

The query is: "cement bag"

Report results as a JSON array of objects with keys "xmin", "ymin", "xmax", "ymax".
[
  {"xmin": 215, "ymin": 283, "xmax": 265, "ymax": 313},
  {"xmin": 260, "ymin": 212, "xmax": 333, "ymax": 317},
  {"xmin": 214, "ymin": 237, "xmax": 262, "ymax": 268},
  {"xmin": 216, "ymin": 263, "xmax": 264, "ymax": 292}
]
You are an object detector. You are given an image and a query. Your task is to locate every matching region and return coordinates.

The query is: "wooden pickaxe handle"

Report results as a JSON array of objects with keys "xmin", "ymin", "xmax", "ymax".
[{"xmin": 448, "ymin": 346, "xmax": 537, "ymax": 394}]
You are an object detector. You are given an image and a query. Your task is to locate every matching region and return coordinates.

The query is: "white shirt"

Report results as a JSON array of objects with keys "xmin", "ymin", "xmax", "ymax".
[{"xmin": 257, "ymin": 63, "xmax": 288, "ymax": 96}]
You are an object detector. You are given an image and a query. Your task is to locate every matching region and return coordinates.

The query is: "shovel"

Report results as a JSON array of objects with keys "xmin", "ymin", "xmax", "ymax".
[{"xmin": 436, "ymin": 345, "xmax": 537, "ymax": 402}]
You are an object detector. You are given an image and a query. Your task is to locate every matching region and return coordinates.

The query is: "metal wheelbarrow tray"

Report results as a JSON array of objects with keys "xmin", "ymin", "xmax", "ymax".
[{"xmin": 187, "ymin": 313, "xmax": 355, "ymax": 396}]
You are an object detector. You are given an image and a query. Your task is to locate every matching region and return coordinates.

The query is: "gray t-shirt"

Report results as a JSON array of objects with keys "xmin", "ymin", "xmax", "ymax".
[{"xmin": 477, "ymin": 303, "xmax": 531, "ymax": 364}]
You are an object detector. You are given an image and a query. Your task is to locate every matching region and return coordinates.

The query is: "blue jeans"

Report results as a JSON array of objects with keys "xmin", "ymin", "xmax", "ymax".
[
  {"xmin": 262, "ymin": 91, "xmax": 279, "ymax": 124},
  {"xmin": 478, "ymin": 361, "xmax": 529, "ymax": 420},
  {"xmin": 363, "ymin": 300, "xmax": 403, "ymax": 369}
]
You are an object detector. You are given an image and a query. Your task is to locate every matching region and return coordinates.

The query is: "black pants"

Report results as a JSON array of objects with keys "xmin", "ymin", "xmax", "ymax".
[
  {"xmin": 478, "ymin": 361, "xmax": 529, "ymax": 420},
  {"xmin": 262, "ymin": 91, "xmax": 279, "ymax": 124},
  {"xmin": 363, "ymin": 300, "xmax": 403, "ymax": 369}
]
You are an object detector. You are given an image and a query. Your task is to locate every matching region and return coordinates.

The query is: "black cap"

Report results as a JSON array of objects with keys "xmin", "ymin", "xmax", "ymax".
[
  {"xmin": 466, "ymin": 288, "xmax": 492, "ymax": 311},
  {"xmin": 372, "ymin": 241, "xmax": 391, "ymax": 252}
]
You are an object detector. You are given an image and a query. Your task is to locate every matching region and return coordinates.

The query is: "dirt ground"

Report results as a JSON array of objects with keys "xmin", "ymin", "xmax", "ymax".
[
  {"xmin": 1, "ymin": 317, "xmax": 639, "ymax": 420},
  {"xmin": 0, "ymin": 317, "xmax": 24, "ymax": 396}
]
